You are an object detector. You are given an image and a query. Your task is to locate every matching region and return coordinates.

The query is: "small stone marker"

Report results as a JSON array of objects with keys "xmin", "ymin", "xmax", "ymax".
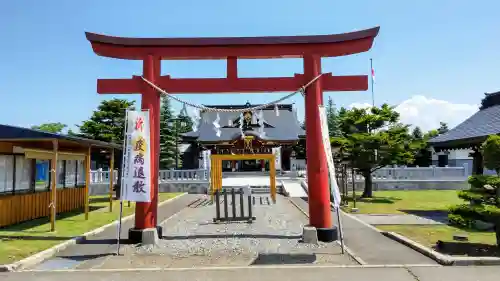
[
  {"xmin": 302, "ymin": 225, "xmax": 318, "ymax": 244},
  {"xmin": 453, "ymin": 233, "xmax": 469, "ymax": 242},
  {"xmin": 142, "ymin": 228, "xmax": 160, "ymax": 246},
  {"xmin": 351, "ymin": 207, "xmax": 359, "ymax": 213}
]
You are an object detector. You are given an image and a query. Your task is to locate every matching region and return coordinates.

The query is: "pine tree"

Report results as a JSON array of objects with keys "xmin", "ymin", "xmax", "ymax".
[
  {"xmin": 448, "ymin": 135, "xmax": 500, "ymax": 246},
  {"xmin": 159, "ymin": 97, "xmax": 177, "ymax": 169},
  {"xmin": 326, "ymin": 97, "xmax": 342, "ymax": 137}
]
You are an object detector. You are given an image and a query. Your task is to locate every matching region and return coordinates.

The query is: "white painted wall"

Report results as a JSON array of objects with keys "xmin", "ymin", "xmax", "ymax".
[{"xmin": 431, "ymin": 149, "xmax": 472, "ymax": 161}]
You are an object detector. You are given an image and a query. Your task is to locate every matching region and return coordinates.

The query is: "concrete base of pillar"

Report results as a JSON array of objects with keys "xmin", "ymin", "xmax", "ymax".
[
  {"xmin": 128, "ymin": 226, "xmax": 163, "ymax": 244},
  {"xmin": 302, "ymin": 225, "xmax": 318, "ymax": 244},
  {"xmin": 317, "ymin": 226, "xmax": 338, "ymax": 243}
]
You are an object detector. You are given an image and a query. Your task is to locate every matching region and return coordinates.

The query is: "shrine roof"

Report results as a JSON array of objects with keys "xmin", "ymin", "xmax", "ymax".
[
  {"xmin": 86, "ymin": 27, "xmax": 379, "ymax": 47},
  {"xmin": 183, "ymin": 103, "xmax": 303, "ymax": 142},
  {"xmin": 429, "ymin": 92, "xmax": 500, "ymax": 149}
]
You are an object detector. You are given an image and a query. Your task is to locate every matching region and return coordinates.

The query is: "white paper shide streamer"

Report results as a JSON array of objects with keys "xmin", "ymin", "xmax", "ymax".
[
  {"xmin": 258, "ymin": 109, "xmax": 266, "ymax": 138},
  {"xmin": 213, "ymin": 113, "xmax": 221, "ymax": 137},
  {"xmin": 239, "ymin": 112, "xmax": 244, "ymax": 138},
  {"xmin": 190, "ymin": 108, "xmax": 201, "ymax": 132}
]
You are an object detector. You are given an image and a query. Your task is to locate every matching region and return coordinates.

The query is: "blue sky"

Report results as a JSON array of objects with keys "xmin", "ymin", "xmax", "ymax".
[{"xmin": 1, "ymin": 0, "xmax": 499, "ymax": 131}]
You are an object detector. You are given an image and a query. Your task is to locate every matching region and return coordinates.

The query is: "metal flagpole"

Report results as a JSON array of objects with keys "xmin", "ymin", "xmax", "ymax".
[
  {"xmin": 370, "ymin": 58, "xmax": 375, "ymax": 107},
  {"xmin": 116, "ymin": 109, "xmax": 130, "ymax": 255}
]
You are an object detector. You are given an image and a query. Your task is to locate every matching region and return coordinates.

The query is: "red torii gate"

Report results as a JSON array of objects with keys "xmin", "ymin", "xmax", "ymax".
[{"xmin": 85, "ymin": 27, "xmax": 379, "ymax": 242}]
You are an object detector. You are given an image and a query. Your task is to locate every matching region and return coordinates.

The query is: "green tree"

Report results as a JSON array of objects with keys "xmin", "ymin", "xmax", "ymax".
[
  {"xmin": 482, "ymin": 135, "xmax": 500, "ymax": 175},
  {"xmin": 438, "ymin": 122, "xmax": 449, "ymax": 135},
  {"xmin": 331, "ymin": 104, "xmax": 414, "ymax": 197},
  {"xmin": 31, "ymin": 122, "xmax": 67, "ymax": 134},
  {"xmin": 326, "ymin": 97, "xmax": 341, "ymax": 137},
  {"xmin": 411, "ymin": 127, "xmax": 436, "ymax": 167},
  {"xmin": 411, "ymin": 126, "xmax": 423, "ymax": 140},
  {"xmin": 159, "ymin": 97, "xmax": 177, "ymax": 169},
  {"xmin": 449, "ymin": 135, "xmax": 500, "ymax": 247},
  {"xmin": 77, "ymin": 99, "xmax": 135, "ymax": 145}
]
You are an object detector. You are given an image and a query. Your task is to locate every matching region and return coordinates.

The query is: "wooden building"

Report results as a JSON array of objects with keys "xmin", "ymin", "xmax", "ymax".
[
  {"xmin": 182, "ymin": 103, "xmax": 305, "ymax": 171},
  {"xmin": 0, "ymin": 124, "xmax": 120, "ymax": 229},
  {"xmin": 429, "ymin": 91, "xmax": 500, "ymax": 174}
]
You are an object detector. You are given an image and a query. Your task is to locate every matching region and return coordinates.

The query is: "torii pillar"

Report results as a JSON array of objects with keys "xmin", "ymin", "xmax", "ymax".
[{"xmin": 128, "ymin": 55, "xmax": 163, "ymax": 241}]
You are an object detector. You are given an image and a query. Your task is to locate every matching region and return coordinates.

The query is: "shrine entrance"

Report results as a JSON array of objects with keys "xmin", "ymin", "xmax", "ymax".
[
  {"xmin": 85, "ymin": 27, "xmax": 379, "ymax": 243},
  {"xmin": 210, "ymin": 153, "xmax": 277, "ymax": 203}
]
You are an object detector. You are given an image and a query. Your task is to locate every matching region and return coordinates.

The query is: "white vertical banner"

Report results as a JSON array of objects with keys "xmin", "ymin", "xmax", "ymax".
[
  {"xmin": 121, "ymin": 110, "xmax": 151, "ymax": 202},
  {"xmin": 272, "ymin": 146, "xmax": 282, "ymax": 171},
  {"xmin": 318, "ymin": 106, "xmax": 341, "ymax": 207},
  {"xmin": 319, "ymin": 105, "xmax": 344, "ymax": 254}
]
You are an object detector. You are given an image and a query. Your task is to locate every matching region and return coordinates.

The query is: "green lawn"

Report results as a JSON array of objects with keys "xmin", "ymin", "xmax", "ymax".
[
  {"xmin": 341, "ymin": 190, "xmax": 499, "ymax": 256},
  {"xmin": 0, "ymin": 192, "xmax": 182, "ymax": 264},
  {"xmin": 342, "ymin": 190, "xmax": 464, "ymax": 214},
  {"xmin": 378, "ymin": 225, "xmax": 499, "ymax": 256}
]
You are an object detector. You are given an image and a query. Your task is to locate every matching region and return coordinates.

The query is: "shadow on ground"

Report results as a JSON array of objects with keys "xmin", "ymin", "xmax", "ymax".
[
  {"xmin": 435, "ymin": 240, "xmax": 500, "ymax": 257},
  {"xmin": 251, "ymin": 253, "xmax": 316, "ymax": 265},
  {"xmin": 162, "ymin": 234, "xmax": 302, "ymax": 240},
  {"xmin": 400, "ymin": 209, "xmax": 449, "ymax": 223}
]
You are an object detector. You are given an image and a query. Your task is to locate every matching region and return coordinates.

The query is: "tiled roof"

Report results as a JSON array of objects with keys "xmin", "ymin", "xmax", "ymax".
[
  {"xmin": 428, "ymin": 105, "xmax": 500, "ymax": 145},
  {"xmin": 0, "ymin": 124, "xmax": 121, "ymax": 149},
  {"xmin": 183, "ymin": 104, "xmax": 302, "ymax": 142}
]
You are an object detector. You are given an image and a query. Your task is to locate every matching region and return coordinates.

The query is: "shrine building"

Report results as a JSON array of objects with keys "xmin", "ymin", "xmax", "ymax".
[{"xmin": 182, "ymin": 102, "xmax": 305, "ymax": 171}]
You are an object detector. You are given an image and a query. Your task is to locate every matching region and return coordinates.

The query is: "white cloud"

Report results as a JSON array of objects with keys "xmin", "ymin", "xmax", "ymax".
[{"xmin": 348, "ymin": 95, "xmax": 478, "ymax": 132}]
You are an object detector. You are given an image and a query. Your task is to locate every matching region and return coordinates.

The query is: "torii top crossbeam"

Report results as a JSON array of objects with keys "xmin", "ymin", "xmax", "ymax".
[
  {"xmin": 86, "ymin": 27, "xmax": 379, "ymax": 60},
  {"xmin": 86, "ymin": 27, "xmax": 379, "ymax": 94}
]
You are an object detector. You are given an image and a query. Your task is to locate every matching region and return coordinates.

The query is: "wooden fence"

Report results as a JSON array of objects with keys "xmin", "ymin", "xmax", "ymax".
[{"xmin": 0, "ymin": 187, "xmax": 85, "ymax": 227}]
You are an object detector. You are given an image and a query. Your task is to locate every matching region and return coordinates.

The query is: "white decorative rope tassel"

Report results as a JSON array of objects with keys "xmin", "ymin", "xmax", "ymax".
[{"xmin": 274, "ymin": 104, "xmax": 279, "ymax": 116}]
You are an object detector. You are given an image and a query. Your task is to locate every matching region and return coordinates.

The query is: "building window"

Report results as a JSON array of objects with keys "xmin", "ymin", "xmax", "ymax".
[
  {"xmin": 57, "ymin": 160, "xmax": 65, "ymax": 188},
  {"xmin": 35, "ymin": 160, "xmax": 50, "ymax": 191},
  {"xmin": 77, "ymin": 159, "xmax": 86, "ymax": 186},
  {"xmin": 64, "ymin": 160, "xmax": 77, "ymax": 187},
  {"xmin": 15, "ymin": 155, "xmax": 33, "ymax": 192},
  {"xmin": 0, "ymin": 155, "xmax": 14, "ymax": 193}
]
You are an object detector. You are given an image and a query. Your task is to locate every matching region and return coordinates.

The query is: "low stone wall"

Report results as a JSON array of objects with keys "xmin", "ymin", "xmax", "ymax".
[
  {"xmin": 89, "ymin": 183, "xmax": 110, "ymax": 196},
  {"xmin": 348, "ymin": 180, "xmax": 469, "ymax": 191}
]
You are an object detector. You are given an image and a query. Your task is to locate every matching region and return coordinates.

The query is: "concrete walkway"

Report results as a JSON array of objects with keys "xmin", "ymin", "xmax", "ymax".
[
  {"xmin": 289, "ymin": 197, "xmax": 437, "ymax": 265},
  {"xmin": 29, "ymin": 194, "xmax": 202, "ymax": 271},
  {"xmin": 281, "ymin": 179, "xmax": 308, "ymax": 197},
  {"xmin": 91, "ymin": 195, "xmax": 355, "ymax": 269},
  {"xmin": 7, "ymin": 265, "xmax": 500, "ymax": 281}
]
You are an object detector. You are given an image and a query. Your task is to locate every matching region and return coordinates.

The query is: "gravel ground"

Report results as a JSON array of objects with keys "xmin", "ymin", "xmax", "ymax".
[{"xmin": 95, "ymin": 195, "xmax": 355, "ymax": 268}]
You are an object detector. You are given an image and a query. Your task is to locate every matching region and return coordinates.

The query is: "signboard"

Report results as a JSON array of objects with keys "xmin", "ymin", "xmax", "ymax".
[
  {"xmin": 121, "ymin": 110, "xmax": 152, "ymax": 202},
  {"xmin": 272, "ymin": 146, "xmax": 282, "ymax": 171},
  {"xmin": 318, "ymin": 106, "xmax": 341, "ymax": 208}
]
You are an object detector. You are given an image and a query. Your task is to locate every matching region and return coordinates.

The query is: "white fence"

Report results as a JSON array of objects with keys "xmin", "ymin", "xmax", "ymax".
[
  {"xmin": 90, "ymin": 168, "xmax": 208, "ymax": 184},
  {"xmin": 90, "ymin": 163, "xmax": 469, "ymax": 184},
  {"xmin": 292, "ymin": 163, "xmax": 469, "ymax": 181}
]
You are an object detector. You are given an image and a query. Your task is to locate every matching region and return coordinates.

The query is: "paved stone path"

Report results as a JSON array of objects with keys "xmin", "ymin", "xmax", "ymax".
[
  {"xmin": 93, "ymin": 195, "xmax": 355, "ymax": 268},
  {"xmin": 30, "ymin": 194, "xmax": 202, "ymax": 271},
  {"xmin": 289, "ymin": 197, "xmax": 437, "ymax": 265},
  {"xmin": 352, "ymin": 214, "xmax": 447, "ymax": 225},
  {"xmin": 6, "ymin": 265, "xmax": 500, "ymax": 281}
]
